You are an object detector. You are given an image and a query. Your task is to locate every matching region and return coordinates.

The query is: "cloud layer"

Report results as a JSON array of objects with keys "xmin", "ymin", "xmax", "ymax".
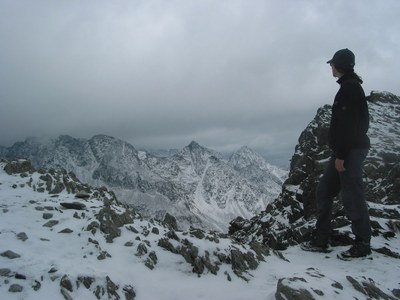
[{"xmin": 1, "ymin": 0, "xmax": 399, "ymax": 167}]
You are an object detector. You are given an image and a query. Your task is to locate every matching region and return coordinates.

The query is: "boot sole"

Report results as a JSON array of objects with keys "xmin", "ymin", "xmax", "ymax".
[
  {"xmin": 300, "ymin": 243, "xmax": 332, "ymax": 253},
  {"xmin": 336, "ymin": 252, "xmax": 372, "ymax": 261}
]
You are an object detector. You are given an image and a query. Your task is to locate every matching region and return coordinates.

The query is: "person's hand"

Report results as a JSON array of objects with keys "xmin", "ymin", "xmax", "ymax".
[{"xmin": 335, "ymin": 159, "xmax": 346, "ymax": 172}]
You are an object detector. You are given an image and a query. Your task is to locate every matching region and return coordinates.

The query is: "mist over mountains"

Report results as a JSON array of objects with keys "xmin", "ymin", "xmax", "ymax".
[
  {"xmin": 0, "ymin": 91, "xmax": 399, "ymax": 299},
  {"xmin": 0, "ymin": 136, "xmax": 287, "ymax": 232}
]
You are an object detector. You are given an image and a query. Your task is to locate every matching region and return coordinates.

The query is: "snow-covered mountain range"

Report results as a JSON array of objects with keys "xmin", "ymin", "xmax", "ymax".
[
  {"xmin": 1, "ymin": 91, "xmax": 399, "ymax": 299},
  {"xmin": 0, "ymin": 138, "xmax": 286, "ymax": 232}
]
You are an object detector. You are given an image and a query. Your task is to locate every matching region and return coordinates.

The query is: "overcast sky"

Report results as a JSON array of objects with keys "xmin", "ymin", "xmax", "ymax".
[{"xmin": 1, "ymin": 0, "xmax": 399, "ymax": 167}]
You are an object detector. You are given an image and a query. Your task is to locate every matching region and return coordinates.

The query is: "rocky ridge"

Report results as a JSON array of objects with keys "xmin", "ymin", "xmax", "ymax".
[
  {"xmin": 229, "ymin": 91, "xmax": 400, "ymax": 299},
  {"xmin": 0, "ymin": 159, "xmax": 270, "ymax": 299},
  {"xmin": 1, "ymin": 138, "xmax": 286, "ymax": 232}
]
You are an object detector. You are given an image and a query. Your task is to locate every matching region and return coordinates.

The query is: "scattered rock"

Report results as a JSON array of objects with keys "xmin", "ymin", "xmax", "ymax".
[
  {"xmin": 0, "ymin": 268, "xmax": 11, "ymax": 276},
  {"xmin": 15, "ymin": 273, "xmax": 26, "ymax": 280},
  {"xmin": 163, "ymin": 213, "xmax": 178, "ymax": 231},
  {"xmin": 136, "ymin": 242, "xmax": 148, "ymax": 257},
  {"xmin": 58, "ymin": 228, "xmax": 73, "ymax": 233},
  {"xmin": 123, "ymin": 284, "xmax": 136, "ymax": 300},
  {"xmin": 43, "ymin": 220, "xmax": 59, "ymax": 228},
  {"xmin": 75, "ymin": 190, "xmax": 90, "ymax": 199},
  {"xmin": 60, "ymin": 274, "xmax": 73, "ymax": 292},
  {"xmin": 4, "ymin": 160, "xmax": 35, "ymax": 175},
  {"xmin": 8, "ymin": 283, "xmax": 24, "ymax": 293},
  {"xmin": 60, "ymin": 202, "xmax": 86, "ymax": 210},
  {"xmin": 43, "ymin": 213, "xmax": 53, "ymax": 219},
  {"xmin": 0, "ymin": 250, "xmax": 21, "ymax": 259},
  {"xmin": 32, "ymin": 280, "xmax": 41, "ymax": 291},
  {"xmin": 275, "ymin": 277, "xmax": 315, "ymax": 300},
  {"xmin": 17, "ymin": 232, "xmax": 28, "ymax": 241}
]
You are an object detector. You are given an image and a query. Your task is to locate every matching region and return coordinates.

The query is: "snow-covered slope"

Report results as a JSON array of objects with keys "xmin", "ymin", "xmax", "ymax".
[
  {"xmin": 1, "ymin": 160, "xmax": 399, "ymax": 300},
  {"xmin": 2, "ymin": 138, "xmax": 287, "ymax": 231}
]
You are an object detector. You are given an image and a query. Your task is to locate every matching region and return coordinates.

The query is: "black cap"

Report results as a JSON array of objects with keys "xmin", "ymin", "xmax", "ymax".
[{"xmin": 327, "ymin": 48, "xmax": 355, "ymax": 71}]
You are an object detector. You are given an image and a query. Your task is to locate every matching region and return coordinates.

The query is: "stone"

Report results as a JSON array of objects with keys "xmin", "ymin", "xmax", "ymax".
[
  {"xmin": 0, "ymin": 268, "xmax": 11, "ymax": 276},
  {"xmin": 60, "ymin": 274, "xmax": 73, "ymax": 292},
  {"xmin": 4, "ymin": 160, "xmax": 35, "ymax": 175},
  {"xmin": 275, "ymin": 277, "xmax": 315, "ymax": 300},
  {"xmin": 43, "ymin": 213, "xmax": 53, "ymax": 219},
  {"xmin": 8, "ymin": 283, "xmax": 23, "ymax": 293},
  {"xmin": 163, "ymin": 213, "xmax": 178, "ymax": 231},
  {"xmin": 17, "ymin": 232, "xmax": 28, "ymax": 241},
  {"xmin": 43, "ymin": 220, "xmax": 59, "ymax": 228},
  {"xmin": 123, "ymin": 284, "xmax": 136, "ymax": 300},
  {"xmin": 60, "ymin": 202, "xmax": 86, "ymax": 210},
  {"xmin": 75, "ymin": 190, "xmax": 90, "ymax": 199},
  {"xmin": 0, "ymin": 250, "xmax": 21, "ymax": 259}
]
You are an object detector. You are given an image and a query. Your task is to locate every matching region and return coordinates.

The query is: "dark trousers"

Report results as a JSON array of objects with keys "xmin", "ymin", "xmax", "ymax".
[{"xmin": 315, "ymin": 149, "xmax": 371, "ymax": 243}]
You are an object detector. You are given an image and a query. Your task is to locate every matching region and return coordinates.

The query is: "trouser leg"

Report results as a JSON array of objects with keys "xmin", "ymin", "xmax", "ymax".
[
  {"xmin": 315, "ymin": 156, "xmax": 341, "ymax": 238},
  {"xmin": 339, "ymin": 149, "xmax": 371, "ymax": 243}
]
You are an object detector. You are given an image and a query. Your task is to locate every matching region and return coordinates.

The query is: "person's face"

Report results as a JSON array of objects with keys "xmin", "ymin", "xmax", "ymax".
[{"xmin": 330, "ymin": 63, "xmax": 343, "ymax": 78}]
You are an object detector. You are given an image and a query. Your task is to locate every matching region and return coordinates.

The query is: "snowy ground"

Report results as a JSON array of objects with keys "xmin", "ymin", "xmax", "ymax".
[{"xmin": 1, "ymin": 165, "xmax": 399, "ymax": 300}]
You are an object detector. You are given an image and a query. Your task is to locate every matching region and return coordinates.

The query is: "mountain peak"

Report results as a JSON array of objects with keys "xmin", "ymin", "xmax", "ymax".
[{"xmin": 187, "ymin": 140, "xmax": 201, "ymax": 149}]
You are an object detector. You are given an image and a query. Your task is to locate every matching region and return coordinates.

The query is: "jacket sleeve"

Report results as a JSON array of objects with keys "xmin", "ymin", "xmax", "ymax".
[{"xmin": 333, "ymin": 81, "xmax": 362, "ymax": 159}]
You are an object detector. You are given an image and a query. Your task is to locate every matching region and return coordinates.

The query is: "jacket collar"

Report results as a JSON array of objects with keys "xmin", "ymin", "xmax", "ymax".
[{"xmin": 337, "ymin": 73, "xmax": 362, "ymax": 85}]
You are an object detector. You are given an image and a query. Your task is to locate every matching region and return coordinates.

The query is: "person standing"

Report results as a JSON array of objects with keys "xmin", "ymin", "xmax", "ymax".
[{"xmin": 301, "ymin": 48, "xmax": 372, "ymax": 259}]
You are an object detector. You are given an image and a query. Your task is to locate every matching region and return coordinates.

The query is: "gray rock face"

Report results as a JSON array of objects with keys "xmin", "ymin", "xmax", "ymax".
[
  {"xmin": 1, "ymin": 135, "xmax": 286, "ymax": 231},
  {"xmin": 229, "ymin": 91, "xmax": 400, "ymax": 250}
]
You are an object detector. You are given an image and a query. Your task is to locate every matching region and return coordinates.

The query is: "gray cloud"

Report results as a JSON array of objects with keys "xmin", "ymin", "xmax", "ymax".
[{"xmin": 1, "ymin": 0, "xmax": 399, "ymax": 167}]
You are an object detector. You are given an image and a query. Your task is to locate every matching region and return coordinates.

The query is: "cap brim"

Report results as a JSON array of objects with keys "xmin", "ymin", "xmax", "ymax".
[{"xmin": 326, "ymin": 59, "xmax": 333, "ymax": 64}]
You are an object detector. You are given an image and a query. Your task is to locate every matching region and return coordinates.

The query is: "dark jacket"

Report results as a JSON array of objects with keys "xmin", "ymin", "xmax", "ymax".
[{"xmin": 328, "ymin": 73, "xmax": 370, "ymax": 159}]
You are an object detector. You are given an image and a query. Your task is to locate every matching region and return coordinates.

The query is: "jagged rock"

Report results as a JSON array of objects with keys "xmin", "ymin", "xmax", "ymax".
[
  {"xmin": 8, "ymin": 283, "xmax": 24, "ymax": 293},
  {"xmin": 230, "ymin": 248, "xmax": 258, "ymax": 279},
  {"xmin": 58, "ymin": 228, "xmax": 73, "ymax": 233},
  {"xmin": 32, "ymin": 280, "xmax": 41, "ymax": 291},
  {"xmin": 60, "ymin": 275, "xmax": 73, "ymax": 292},
  {"xmin": 148, "ymin": 251, "xmax": 157, "ymax": 264},
  {"xmin": 15, "ymin": 273, "xmax": 26, "ymax": 279},
  {"xmin": 346, "ymin": 276, "xmax": 396, "ymax": 300},
  {"xmin": 95, "ymin": 200, "xmax": 134, "ymax": 243},
  {"xmin": 97, "ymin": 251, "xmax": 112, "ymax": 260},
  {"xmin": 77, "ymin": 276, "xmax": 95, "ymax": 289},
  {"xmin": 16, "ymin": 232, "xmax": 28, "ymax": 241},
  {"xmin": 86, "ymin": 221, "xmax": 100, "ymax": 233},
  {"xmin": 60, "ymin": 287, "xmax": 73, "ymax": 300},
  {"xmin": 106, "ymin": 276, "xmax": 119, "ymax": 299},
  {"xmin": 229, "ymin": 91, "xmax": 400, "ymax": 250},
  {"xmin": 163, "ymin": 213, "xmax": 178, "ymax": 231},
  {"xmin": 0, "ymin": 268, "xmax": 11, "ymax": 276},
  {"xmin": 135, "ymin": 242, "xmax": 148, "ymax": 256},
  {"xmin": 275, "ymin": 277, "xmax": 315, "ymax": 300},
  {"xmin": 123, "ymin": 285, "xmax": 136, "ymax": 300},
  {"xmin": 0, "ymin": 250, "xmax": 21, "ymax": 259},
  {"xmin": 60, "ymin": 202, "xmax": 86, "ymax": 210},
  {"xmin": 75, "ymin": 190, "xmax": 90, "ymax": 199},
  {"xmin": 43, "ymin": 220, "xmax": 59, "ymax": 228},
  {"xmin": 43, "ymin": 213, "xmax": 53, "ymax": 219},
  {"xmin": 190, "ymin": 228, "xmax": 205, "ymax": 239},
  {"xmin": 4, "ymin": 159, "xmax": 35, "ymax": 175},
  {"xmin": 157, "ymin": 238, "xmax": 178, "ymax": 254},
  {"xmin": 1, "ymin": 135, "xmax": 286, "ymax": 231}
]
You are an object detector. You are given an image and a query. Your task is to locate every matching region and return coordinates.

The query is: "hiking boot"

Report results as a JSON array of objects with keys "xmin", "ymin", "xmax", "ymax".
[
  {"xmin": 301, "ymin": 241, "xmax": 332, "ymax": 253},
  {"xmin": 300, "ymin": 231, "xmax": 331, "ymax": 253},
  {"xmin": 337, "ymin": 242, "xmax": 371, "ymax": 260}
]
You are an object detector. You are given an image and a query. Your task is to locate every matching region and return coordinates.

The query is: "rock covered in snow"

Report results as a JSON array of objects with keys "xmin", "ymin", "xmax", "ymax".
[
  {"xmin": 0, "ymin": 159, "xmax": 270, "ymax": 299},
  {"xmin": 1, "ymin": 136, "xmax": 287, "ymax": 231},
  {"xmin": 230, "ymin": 91, "xmax": 400, "ymax": 251}
]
